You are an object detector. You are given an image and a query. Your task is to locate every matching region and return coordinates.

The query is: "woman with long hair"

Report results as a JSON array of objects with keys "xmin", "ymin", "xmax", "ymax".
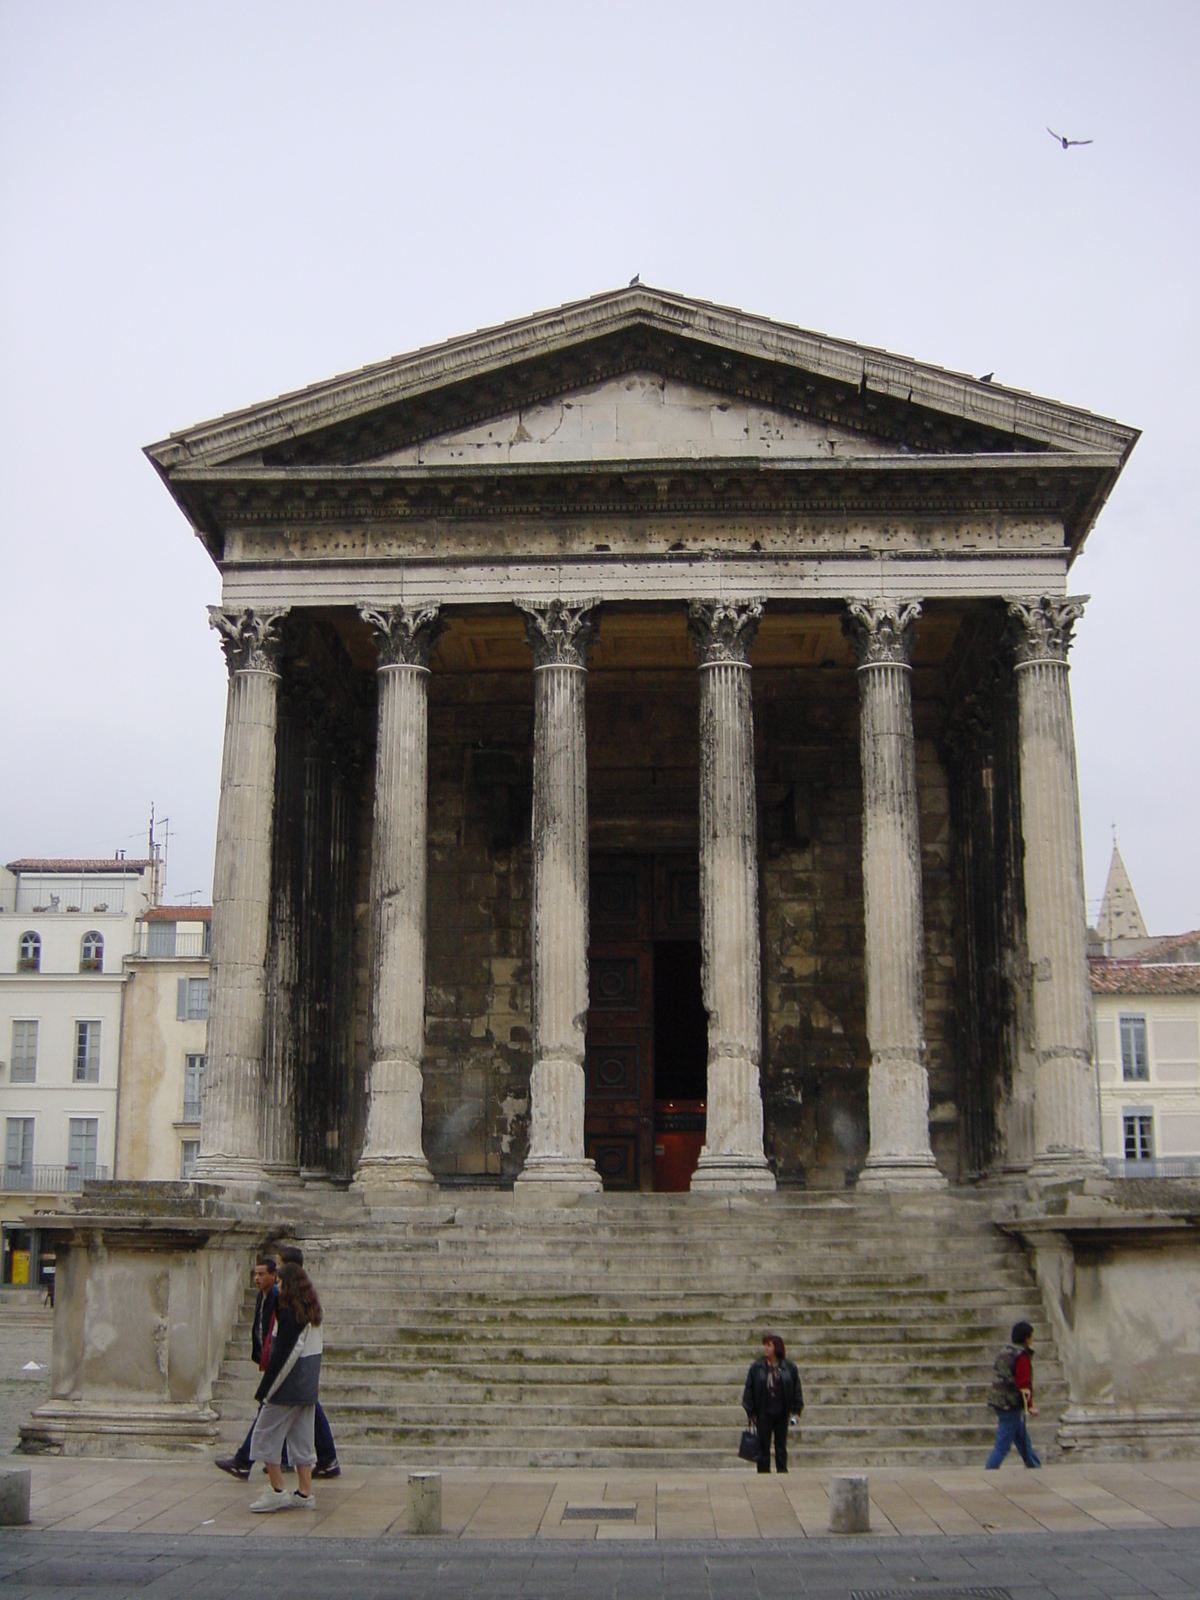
[{"xmin": 248, "ymin": 1262, "xmax": 324, "ymax": 1512}]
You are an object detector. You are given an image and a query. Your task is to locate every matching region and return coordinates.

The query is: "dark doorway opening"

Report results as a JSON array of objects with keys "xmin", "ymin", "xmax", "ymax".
[{"xmin": 653, "ymin": 942, "xmax": 707, "ymax": 1100}]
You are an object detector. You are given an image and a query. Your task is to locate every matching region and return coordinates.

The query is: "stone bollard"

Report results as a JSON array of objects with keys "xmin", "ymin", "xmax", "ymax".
[
  {"xmin": 408, "ymin": 1470, "xmax": 442, "ymax": 1534},
  {"xmin": 0, "ymin": 1470, "xmax": 32, "ymax": 1526},
  {"xmin": 828, "ymin": 1473, "xmax": 870, "ymax": 1534}
]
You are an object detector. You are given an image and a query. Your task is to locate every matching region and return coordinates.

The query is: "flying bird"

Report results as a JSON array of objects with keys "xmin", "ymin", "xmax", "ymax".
[
  {"xmin": 629, "ymin": 273, "xmax": 640, "ymax": 286},
  {"xmin": 1047, "ymin": 127, "xmax": 1093, "ymax": 149}
]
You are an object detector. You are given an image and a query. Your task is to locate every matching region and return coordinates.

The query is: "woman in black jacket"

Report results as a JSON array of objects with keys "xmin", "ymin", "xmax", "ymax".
[
  {"xmin": 248, "ymin": 1263, "xmax": 324, "ymax": 1513},
  {"xmin": 742, "ymin": 1333, "xmax": 803, "ymax": 1474}
]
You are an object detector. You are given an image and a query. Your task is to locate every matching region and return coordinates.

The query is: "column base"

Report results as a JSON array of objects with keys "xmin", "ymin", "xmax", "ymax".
[
  {"xmin": 1028, "ymin": 1149, "xmax": 1106, "ymax": 1185},
  {"xmin": 856, "ymin": 1153, "xmax": 947, "ymax": 1192},
  {"xmin": 515, "ymin": 1156, "xmax": 602, "ymax": 1202},
  {"xmin": 192, "ymin": 1154, "xmax": 271, "ymax": 1192},
  {"xmin": 353, "ymin": 1155, "xmax": 437, "ymax": 1205},
  {"xmin": 690, "ymin": 1151, "xmax": 776, "ymax": 1194}
]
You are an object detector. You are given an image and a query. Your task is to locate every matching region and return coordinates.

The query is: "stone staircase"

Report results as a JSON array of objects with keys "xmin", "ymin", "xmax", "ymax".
[{"xmin": 212, "ymin": 1188, "xmax": 1067, "ymax": 1468}]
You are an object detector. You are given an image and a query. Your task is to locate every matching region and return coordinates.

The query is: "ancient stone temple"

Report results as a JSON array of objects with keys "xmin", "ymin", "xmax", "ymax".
[{"xmin": 146, "ymin": 286, "xmax": 1138, "ymax": 1199}]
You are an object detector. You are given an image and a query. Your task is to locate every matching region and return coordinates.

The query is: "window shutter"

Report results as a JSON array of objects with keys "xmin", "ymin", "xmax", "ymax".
[{"xmin": 177, "ymin": 978, "xmax": 188, "ymax": 1021}]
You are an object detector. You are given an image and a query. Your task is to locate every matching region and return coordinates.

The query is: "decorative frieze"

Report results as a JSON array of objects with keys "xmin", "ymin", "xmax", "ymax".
[
  {"xmin": 1008, "ymin": 594, "xmax": 1101, "ymax": 1174},
  {"xmin": 688, "ymin": 598, "xmax": 774, "ymax": 1192},
  {"xmin": 842, "ymin": 599, "xmax": 945, "ymax": 1189}
]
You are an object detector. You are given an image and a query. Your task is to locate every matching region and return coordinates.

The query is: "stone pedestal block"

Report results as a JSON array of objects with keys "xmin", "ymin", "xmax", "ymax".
[
  {"xmin": 844, "ymin": 601, "xmax": 944, "ymax": 1191},
  {"xmin": 516, "ymin": 601, "xmax": 603, "ymax": 1194},
  {"xmin": 1009, "ymin": 597, "xmax": 1103, "ymax": 1179},
  {"xmin": 0, "ymin": 1470, "xmax": 31, "ymax": 1525},
  {"xmin": 829, "ymin": 1474, "xmax": 870, "ymax": 1533},
  {"xmin": 688, "ymin": 600, "xmax": 775, "ymax": 1193},
  {"xmin": 198, "ymin": 608, "xmax": 286, "ymax": 1188},
  {"xmin": 409, "ymin": 1470, "xmax": 442, "ymax": 1533}
]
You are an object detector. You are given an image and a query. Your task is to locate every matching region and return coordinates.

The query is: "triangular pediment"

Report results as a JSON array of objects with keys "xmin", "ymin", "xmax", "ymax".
[{"xmin": 374, "ymin": 370, "xmax": 897, "ymax": 467}]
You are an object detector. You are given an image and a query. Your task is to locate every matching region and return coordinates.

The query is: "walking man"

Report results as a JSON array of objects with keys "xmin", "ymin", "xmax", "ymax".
[
  {"xmin": 986, "ymin": 1319, "xmax": 1041, "ymax": 1469},
  {"xmin": 216, "ymin": 1253, "xmax": 280, "ymax": 1480}
]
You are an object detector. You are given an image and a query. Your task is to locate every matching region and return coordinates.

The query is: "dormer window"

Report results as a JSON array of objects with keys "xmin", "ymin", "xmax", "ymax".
[
  {"xmin": 18, "ymin": 932, "xmax": 41, "ymax": 972},
  {"xmin": 80, "ymin": 931, "xmax": 104, "ymax": 972}
]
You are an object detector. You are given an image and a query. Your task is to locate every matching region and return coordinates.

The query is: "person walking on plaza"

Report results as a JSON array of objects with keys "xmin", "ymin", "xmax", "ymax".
[
  {"xmin": 986, "ymin": 1320, "xmax": 1041, "ymax": 1469},
  {"xmin": 277, "ymin": 1245, "xmax": 340, "ymax": 1477},
  {"xmin": 215, "ymin": 1254, "xmax": 279, "ymax": 1480},
  {"xmin": 248, "ymin": 1260, "xmax": 325, "ymax": 1513},
  {"xmin": 742, "ymin": 1333, "xmax": 803, "ymax": 1474}
]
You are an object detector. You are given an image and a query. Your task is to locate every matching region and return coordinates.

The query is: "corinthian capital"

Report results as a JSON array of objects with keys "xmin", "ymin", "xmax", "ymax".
[
  {"xmin": 687, "ymin": 599, "xmax": 765, "ymax": 666},
  {"xmin": 208, "ymin": 606, "xmax": 287, "ymax": 675},
  {"xmin": 842, "ymin": 599, "xmax": 922, "ymax": 667},
  {"xmin": 517, "ymin": 599, "xmax": 600, "ymax": 668},
  {"xmin": 358, "ymin": 603, "xmax": 445, "ymax": 668},
  {"xmin": 1008, "ymin": 595, "xmax": 1088, "ymax": 666}
]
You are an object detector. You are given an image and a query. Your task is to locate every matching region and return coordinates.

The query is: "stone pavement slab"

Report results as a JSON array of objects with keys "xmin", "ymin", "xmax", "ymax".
[{"xmin": 6, "ymin": 1455, "xmax": 1200, "ymax": 1549}]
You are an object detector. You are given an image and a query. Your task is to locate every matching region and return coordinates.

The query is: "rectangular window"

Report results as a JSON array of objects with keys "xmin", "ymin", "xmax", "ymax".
[
  {"xmin": 183, "ymin": 1054, "xmax": 205, "ymax": 1123},
  {"xmin": 74, "ymin": 1021, "xmax": 101, "ymax": 1083},
  {"xmin": 180, "ymin": 1140, "xmax": 200, "ymax": 1181},
  {"xmin": 187, "ymin": 978, "xmax": 209, "ymax": 1021},
  {"xmin": 10, "ymin": 1021, "xmax": 38, "ymax": 1083},
  {"xmin": 148, "ymin": 921, "xmax": 176, "ymax": 958},
  {"xmin": 68, "ymin": 1117, "xmax": 99, "ymax": 1180},
  {"xmin": 1123, "ymin": 1112, "xmax": 1154, "ymax": 1164},
  {"xmin": 1120, "ymin": 1015, "xmax": 1149, "ymax": 1081},
  {"xmin": 5, "ymin": 1118, "xmax": 34, "ymax": 1188}
]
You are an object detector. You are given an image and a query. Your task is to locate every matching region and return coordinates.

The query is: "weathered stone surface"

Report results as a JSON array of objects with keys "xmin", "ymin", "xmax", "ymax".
[
  {"xmin": 516, "ymin": 601, "xmax": 602, "ymax": 1192},
  {"xmin": 355, "ymin": 605, "xmax": 444, "ymax": 1194},
  {"xmin": 843, "ymin": 601, "xmax": 944, "ymax": 1190},
  {"xmin": 198, "ymin": 607, "xmax": 285, "ymax": 1186},
  {"xmin": 688, "ymin": 599, "xmax": 774, "ymax": 1192},
  {"xmin": 1009, "ymin": 596, "xmax": 1102, "ymax": 1176}
]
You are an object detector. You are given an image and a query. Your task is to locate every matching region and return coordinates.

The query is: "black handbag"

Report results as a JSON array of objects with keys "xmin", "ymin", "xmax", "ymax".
[{"xmin": 738, "ymin": 1427, "xmax": 761, "ymax": 1463}]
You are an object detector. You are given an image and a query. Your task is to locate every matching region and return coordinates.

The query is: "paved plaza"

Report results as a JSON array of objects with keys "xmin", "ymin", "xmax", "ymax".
[{"xmin": 1, "ymin": 1458, "xmax": 1199, "ymax": 1600}]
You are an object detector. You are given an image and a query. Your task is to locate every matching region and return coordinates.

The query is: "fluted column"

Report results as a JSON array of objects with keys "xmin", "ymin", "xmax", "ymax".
[
  {"xmin": 355, "ymin": 604, "xmax": 444, "ymax": 1195},
  {"xmin": 1009, "ymin": 596, "xmax": 1102, "ymax": 1176},
  {"xmin": 843, "ymin": 600, "xmax": 945, "ymax": 1189},
  {"xmin": 198, "ymin": 607, "xmax": 286, "ymax": 1186},
  {"xmin": 515, "ymin": 600, "xmax": 602, "ymax": 1193},
  {"xmin": 687, "ymin": 599, "xmax": 775, "ymax": 1192}
]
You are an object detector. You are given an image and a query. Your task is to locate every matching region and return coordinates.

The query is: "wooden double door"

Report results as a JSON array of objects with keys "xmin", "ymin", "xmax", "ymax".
[{"xmin": 584, "ymin": 853, "xmax": 704, "ymax": 1190}]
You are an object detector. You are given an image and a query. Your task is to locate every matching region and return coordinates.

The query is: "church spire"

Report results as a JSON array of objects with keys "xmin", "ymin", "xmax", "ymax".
[{"xmin": 1098, "ymin": 838, "xmax": 1148, "ymax": 945}]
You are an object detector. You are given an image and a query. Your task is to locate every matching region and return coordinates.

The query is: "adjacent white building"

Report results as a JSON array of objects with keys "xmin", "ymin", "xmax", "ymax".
[
  {"xmin": 1, "ymin": 858, "xmax": 157, "ymax": 1270},
  {"xmin": 1089, "ymin": 845, "xmax": 1200, "ymax": 1176}
]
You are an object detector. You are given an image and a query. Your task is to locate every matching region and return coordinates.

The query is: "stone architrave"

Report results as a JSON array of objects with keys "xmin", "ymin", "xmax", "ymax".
[
  {"xmin": 198, "ymin": 606, "xmax": 287, "ymax": 1186},
  {"xmin": 356, "ymin": 603, "xmax": 445, "ymax": 1194},
  {"xmin": 515, "ymin": 599, "xmax": 603, "ymax": 1193},
  {"xmin": 1008, "ymin": 595, "xmax": 1102, "ymax": 1176},
  {"xmin": 843, "ymin": 600, "xmax": 945, "ymax": 1190},
  {"xmin": 687, "ymin": 599, "xmax": 775, "ymax": 1192}
]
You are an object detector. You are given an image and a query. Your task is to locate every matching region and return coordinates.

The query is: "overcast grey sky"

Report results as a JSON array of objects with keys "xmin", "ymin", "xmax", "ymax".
[{"xmin": 2, "ymin": 3, "xmax": 1197, "ymax": 930}]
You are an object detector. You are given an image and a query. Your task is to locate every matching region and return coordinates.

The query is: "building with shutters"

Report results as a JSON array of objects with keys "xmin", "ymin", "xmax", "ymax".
[
  {"xmin": 1089, "ymin": 845, "xmax": 1200, "ymax": 1176},
  {"xmin": 115, "ymin": 906, "xmax": 212, "ymax": 1182},
  {"xmin": 0, "ymin": 857, "xmax": 157, "ymax": 1290}
]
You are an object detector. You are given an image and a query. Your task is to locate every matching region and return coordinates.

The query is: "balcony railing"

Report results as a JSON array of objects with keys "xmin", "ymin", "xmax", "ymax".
[
  {"xmin": 130, "ymin": 924, "xmax": 210, "ymax": 959},
  {"xmin": 181, "ymin": 1100, "xmax": 203, "ymax": 1124},
  {"xmin": 1, "ymin": 883, "xmax": 127, "ymax": 915},
  {"xmin": 1, "ymin": 1164, "xmax": 110, "ymax": 1193},
  {"xmin": 1104, "ymin": 1156, "xmax": 1200, "ymax": 1180}
]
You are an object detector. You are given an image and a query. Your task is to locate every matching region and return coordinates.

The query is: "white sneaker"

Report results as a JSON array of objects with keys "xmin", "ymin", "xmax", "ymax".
[
  {"xmin": 291, "ymin": 1490, "xmax": 316, "ymax": 1510},
  {"xmin": 249, "ymin": 1487, "xmax": 293, "ymax": 1514}
]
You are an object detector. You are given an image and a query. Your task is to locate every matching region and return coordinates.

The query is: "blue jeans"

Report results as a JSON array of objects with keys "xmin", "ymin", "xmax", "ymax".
[{"xmin": 986, "ymin": 1407, "xmax": 1040, "ymax": 1468}]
